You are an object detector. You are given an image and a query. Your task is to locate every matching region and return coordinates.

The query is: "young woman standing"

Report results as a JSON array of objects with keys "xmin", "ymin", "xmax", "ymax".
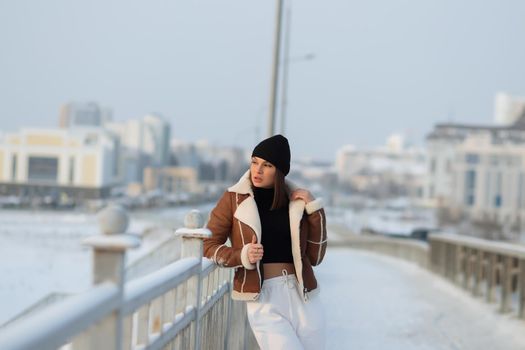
[{"xmin": 203, "ymin": 134, "xmax": 327, "ymax": 350}]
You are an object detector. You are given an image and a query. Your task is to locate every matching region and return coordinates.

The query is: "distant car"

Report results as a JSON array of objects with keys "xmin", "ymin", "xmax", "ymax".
[{"xmin": 410, "ymin": 228, "xmax": 439, "ymax": 241}]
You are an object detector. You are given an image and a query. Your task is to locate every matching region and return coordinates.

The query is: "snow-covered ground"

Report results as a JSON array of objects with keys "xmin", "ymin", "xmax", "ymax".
[
  {"xmin": 317, "ymin": 248, "xmax": 525, "ymax": 350},
  {"xmin": 0, "ymin": 204, "xmax": 214, "ymax": 326}
]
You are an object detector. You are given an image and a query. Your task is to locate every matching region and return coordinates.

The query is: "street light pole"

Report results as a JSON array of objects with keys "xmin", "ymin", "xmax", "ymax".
[
  {"xmin": 278, "ymin": 3, "xmax": 315, "ymax": 136},
  {"xmin": 279, "ymin": 6, "xmax": 291, "ymax": 136},
  {"xmin": 267, "ymin": 0, "xmax": 284, "ymax": 137}
]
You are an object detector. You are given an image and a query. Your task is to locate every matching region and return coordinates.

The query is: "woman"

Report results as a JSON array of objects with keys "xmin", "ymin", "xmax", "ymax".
[{"xmin": 203, "ymin": 134, "xmax": 327, "ymax": 350}]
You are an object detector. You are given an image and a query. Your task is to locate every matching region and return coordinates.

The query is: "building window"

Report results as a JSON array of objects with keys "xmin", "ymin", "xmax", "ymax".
[
  {"xmin": 27, "ymin": 157, "xmax": 58, "ymax": 184},
  {"xmin": 485, "ymin": 172, "xmax": 491, "ymax": 207},
  {"xmin": 494, "ymin": 195, "xmax": 502, "ymax": 208},
  {"xmin": 11, "ymin": 155, "xmax": 17, "ymax": 181},
  {"xmin": 430, "ymin": 158, "xmax": 437, "ymax": 174},
  {"xmin": 69, "ymin": 157, "xmax": 75, "ymax": 184},
  {"xmin": 465, "ymin": 153, "xmax": 480, "ymax": 164},
  {"xmin": 465, "ymin": 170, "xmax": 476, "ymax": 206},
  {"xmin": 518, "ymin": 173, "xmax": 524, "ymax": 209},
  {"xmin": 494, "ymin": 172, "xmax": 502, "ymax": 208}
]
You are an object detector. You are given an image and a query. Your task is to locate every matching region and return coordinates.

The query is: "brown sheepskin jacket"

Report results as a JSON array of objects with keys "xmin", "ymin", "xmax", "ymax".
[{"xmin": 203, "ymin": 171, "xmax": 327, "ymax": 302}]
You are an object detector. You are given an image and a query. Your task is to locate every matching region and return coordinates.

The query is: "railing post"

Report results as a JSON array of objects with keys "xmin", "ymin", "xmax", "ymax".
[
  {"xmin": 428, "ymin": 238, "xmax": 437, "ymax": 273},
  {"xmin": 519, "ymin": 258, "xmax": 525, "ymax": 319},
  {"xmin": 473, "ymin": 250, "xmax": 483, "ymax": 297},
  {"xmin": 500, "ymin": 256, "xmax": 513, "ymax": 313},
  {"xmin": 463, "ymin": 247, "xmax": 472, "ymax": 290},
  {"xmin": 223, "ymin": 270, "xmax": 233, "ymax": 350},
  {"xmin": 175, "ymin": 210, "xmax": 212, "ymax": 350},
  {"xmin": 453, "ymin": 245, "xmax": 462, "ymax": 285},
  {"xmin": 444, "ymin": 243, "xmax": 451, "ymax": 280},
  {"xmin": 76, "ymin": 205, "xmax": 140, "ymax": 350},
  {"xmin": 439, "ymin": 241, "xmax": 447, "ymax": 276},
  {"xmin": 486, "ymin": 253, "xmax": 497, "ymax": 303}
]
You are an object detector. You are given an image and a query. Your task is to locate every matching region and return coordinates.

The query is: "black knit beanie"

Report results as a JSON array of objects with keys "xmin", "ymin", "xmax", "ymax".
[{"xmin": 251, "ymin": 134, "xmax": 291, "ymax": 175}]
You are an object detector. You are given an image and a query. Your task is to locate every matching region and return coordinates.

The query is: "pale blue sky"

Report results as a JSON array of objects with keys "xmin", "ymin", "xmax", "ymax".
[{"xmin": 1, "ymin": 0, "xmax": 524, "ymax": 160}]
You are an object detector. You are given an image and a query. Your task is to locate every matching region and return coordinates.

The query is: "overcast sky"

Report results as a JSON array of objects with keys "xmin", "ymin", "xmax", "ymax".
[{"xmin": 1, "ymin": 0, "xmax": 524, "ymax": 161}]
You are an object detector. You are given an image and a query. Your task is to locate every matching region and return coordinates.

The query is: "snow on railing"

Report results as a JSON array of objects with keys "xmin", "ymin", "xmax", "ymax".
[
  {"xmin": 0, "ymin": 206, "xmax": 249, "ymax": 350},
  {"xmin": 429, "ymin": 233, "xmax": 525, "ymax": 319}
]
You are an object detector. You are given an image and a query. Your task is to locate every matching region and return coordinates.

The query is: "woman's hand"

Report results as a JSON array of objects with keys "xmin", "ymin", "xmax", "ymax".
[
  {"xmin": 248, "ymin": 235, "xmax": 264, "ymax": 264},
  {"xmin": 291, "ymin": 189, "xmax": 314, "ymax": 204}
]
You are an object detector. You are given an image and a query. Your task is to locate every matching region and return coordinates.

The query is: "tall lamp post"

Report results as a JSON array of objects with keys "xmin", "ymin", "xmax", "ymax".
[
  {"xmin": 279, "ymin": 6, "xmax": 291, "ymax": 136},
  {"xmin": 267, "ymin": 0, "xmax": 315, "ymax": 137},
  {"xmin": 279, "ymin": 52, "xmax": 315, "ymax": 134},
  {"xmin": 267, "ymin": 0, "xmax": 284, "ymax": 137}
]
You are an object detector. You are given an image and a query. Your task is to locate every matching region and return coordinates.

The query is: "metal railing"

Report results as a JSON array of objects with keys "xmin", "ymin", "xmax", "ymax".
[
  {"xmin": 329, "ymin": 230, "xmax": 429, "ymax": 269},
  {"xmin": 0, "ymin": 206, "xmax": 254, "ymax": 350},
  {"xmin": 429, "ymin": 233, "xmax": 525, "ymax": 319},
  {"xmin": 330, "ymin": 226, "xmax": 525, "ymax": 321}
]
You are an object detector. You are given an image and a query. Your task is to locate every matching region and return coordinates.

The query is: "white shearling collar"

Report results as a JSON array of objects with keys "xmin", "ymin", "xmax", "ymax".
[{"xmin": 227, "ymin": 170, "xmax": 299, "ymax": 196}]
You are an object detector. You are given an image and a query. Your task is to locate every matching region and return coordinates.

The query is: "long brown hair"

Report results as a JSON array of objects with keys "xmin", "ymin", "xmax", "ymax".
[{"xmin": 271, "ymin": 169, "xmax": 289, "ymax": 210}]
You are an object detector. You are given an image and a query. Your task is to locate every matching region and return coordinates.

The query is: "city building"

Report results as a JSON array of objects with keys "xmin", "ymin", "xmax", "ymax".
[
  {"xmin": 59, "ymin": 102, "xmax": 112, "ymax": 128},
  {"xmin": 425, "ymin": 110, "xmax": 525, "ymax": 230},
  {"xmin": 288, "ymin": 158, "xmax": 337, "ymax": 203},
  {"xmin": 336, "ymin": 134, "xmax": 426, "ymax": 199},
  {"xmin": 0, "ymin": 127, "xmax": 121, "ymax": 199},
  {"xmin": 453, "ymin": 132, "xmax": 525, "ymax": 227},
  {"xmin": 105, "ymin": 114, "xmax": 171, "ymax": 182},
  {"xmin": 494, "ymin": 92, "xmax": 525, "ymax": 126},
  {"xmin": 143, "ymin": 166, "xmax": 200, "ymax": 194},
  {"xmin": 171, "ymin": 139, "xmax": 246, "ymax": 183}
]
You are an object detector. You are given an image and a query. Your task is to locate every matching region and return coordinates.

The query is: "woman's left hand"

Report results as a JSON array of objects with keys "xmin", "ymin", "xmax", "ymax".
[{"xmin": 291, "ymin": 189, "xmax": 314, "ymax": 204}]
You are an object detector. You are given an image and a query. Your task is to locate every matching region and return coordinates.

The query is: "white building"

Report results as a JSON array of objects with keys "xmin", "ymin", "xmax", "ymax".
[
  {"xmin": 105, "ymin": 114, "xmax": 171, "ymax": 182},
  {"xmin": 494, "ymin": 92, "xmax": 525, "ymax": 126},
  {"xmin": 424, "ymin": 125, "xmax": 465, "ymax": 205},
  {"xmin": 425, "ymin": 114, "xmax": 525, "ymax": 228},
  {"xmin": 288, "ymin": 158, "xmax": 337, "ymax": 197},
  {"xmin": 0, "ymin": 128, "xmax": 120, "ymax": 199},
  {"xmin": 386, "ymin": 133, "xmax": 406, "ymax": 153},
  {"xmin": 453, "ymin": 131, "xmax": 525, "ymax": 226},
  {"xmin": 59, "ymin": 102, "xmax": 112, "ymax": 128},
  {"xmin": 336, "ymin": 135, "xmax": 426, "ymax": 198},
  {"xmin": 171, "ymin": 139, "xmax": 246, "ymax": 183}
]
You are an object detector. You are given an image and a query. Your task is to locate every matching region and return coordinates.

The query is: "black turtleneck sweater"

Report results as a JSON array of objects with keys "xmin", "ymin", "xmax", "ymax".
[{"xmin": 253, "ymin": 187, "xmax": 293, "ymax": 264}]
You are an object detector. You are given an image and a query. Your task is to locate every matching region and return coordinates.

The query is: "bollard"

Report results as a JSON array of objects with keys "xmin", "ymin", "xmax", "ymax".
[
  {"xmin": 175, "ymin": 210, "xmax": 212, "ymax": 350},
  {"xmin": 76, "ymin": 205, "xmax": 140, "ymax": 350}
]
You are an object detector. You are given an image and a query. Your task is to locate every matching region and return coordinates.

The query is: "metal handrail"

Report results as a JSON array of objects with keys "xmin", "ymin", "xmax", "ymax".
[
  {"xmin": 122, "ymin": 257, "xmax": 200, "ymax": 316},
  {"xmin": 430, "ymin": 232, "xmax": 525, "ymax": 258},
  {"xmin": 0, "ymin": 282, "xmax": 119, "ymax": 350}
]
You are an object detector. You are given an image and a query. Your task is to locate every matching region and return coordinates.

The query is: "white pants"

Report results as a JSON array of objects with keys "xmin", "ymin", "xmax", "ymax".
[{"xmin": 246, "ymin": 272, "xmax": 326, "ymax": 350}]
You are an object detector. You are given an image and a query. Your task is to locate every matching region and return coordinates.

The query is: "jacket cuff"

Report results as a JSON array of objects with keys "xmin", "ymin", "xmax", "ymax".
[
  {"xmin": 241, "ymin": 244, "xmax": 256, "ymax": 270},
  {"xmin": 305, "ymin": 198, "xmax": 323, "ymax": 215}
]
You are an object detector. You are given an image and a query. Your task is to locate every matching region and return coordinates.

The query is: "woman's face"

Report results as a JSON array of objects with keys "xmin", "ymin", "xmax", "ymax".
[{"xmin": 250, "ymin": 156, "xmax": 276, "ymax": 188}]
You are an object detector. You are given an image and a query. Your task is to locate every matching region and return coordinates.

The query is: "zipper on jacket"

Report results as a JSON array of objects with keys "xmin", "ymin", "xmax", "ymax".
[
  {"xmin": 256, "ymin": 260, "xmax": 262, "ymax": 289},
  {"xmin": 303, "ymin": 288, "xmax": 309, "ymax": 302}
]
